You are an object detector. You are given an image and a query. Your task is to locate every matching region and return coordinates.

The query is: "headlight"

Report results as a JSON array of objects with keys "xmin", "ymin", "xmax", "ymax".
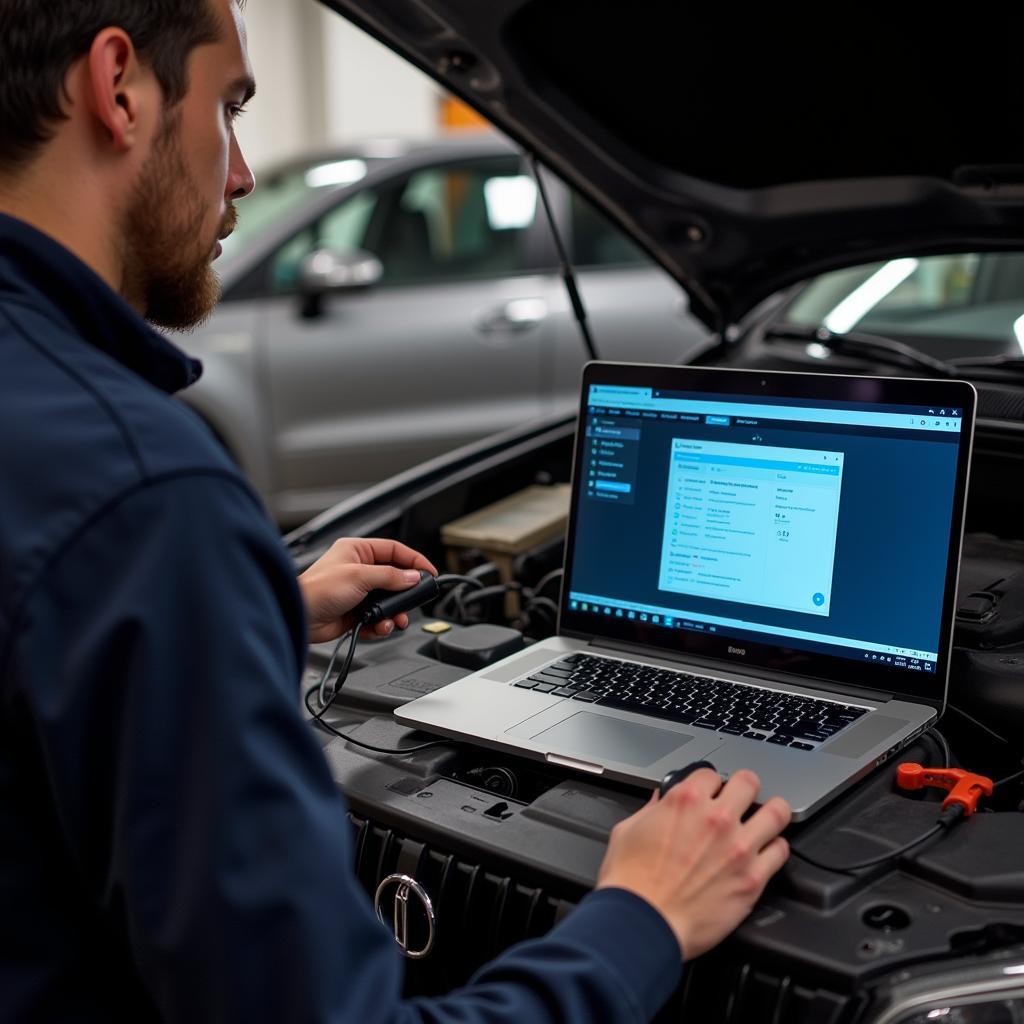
[
  {"xmin": 866, "ymin": 958, "xmax": 1024, "ymax": 1024},
  {"xmin": 896, "ymin": 1002, "xmax": 1022, "ymax": 1024}
]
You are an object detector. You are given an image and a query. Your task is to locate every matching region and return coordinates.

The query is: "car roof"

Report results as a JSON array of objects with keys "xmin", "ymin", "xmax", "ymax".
[{"xmin": 255, "ymin": 132, "xmax": 516, "ymax": 180}]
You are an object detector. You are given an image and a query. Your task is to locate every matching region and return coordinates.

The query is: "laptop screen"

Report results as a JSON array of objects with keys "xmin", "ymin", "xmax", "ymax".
[{"xmin": 560, "ymin": 364, "xmax": 976, "ymax": 705}]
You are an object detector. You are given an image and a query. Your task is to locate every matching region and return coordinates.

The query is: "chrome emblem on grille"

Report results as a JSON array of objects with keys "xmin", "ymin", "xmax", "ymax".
[{"xmin": 374, "ymin": 874, "xmax": 436, "ymax": 959}]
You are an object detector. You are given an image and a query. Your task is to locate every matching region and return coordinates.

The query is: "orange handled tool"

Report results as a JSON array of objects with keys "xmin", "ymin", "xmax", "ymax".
[{"xmin": 896, "ymin": 763, "xmax": 994, "ymax": 816}]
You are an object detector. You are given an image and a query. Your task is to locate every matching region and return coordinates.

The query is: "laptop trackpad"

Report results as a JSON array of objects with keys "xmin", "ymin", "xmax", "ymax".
[{"xmin": 522, "ymin": 711, "xmax": 693, "ymax": 768}]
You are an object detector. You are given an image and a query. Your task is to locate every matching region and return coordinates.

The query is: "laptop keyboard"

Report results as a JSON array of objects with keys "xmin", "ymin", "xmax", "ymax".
[{"xmin": 514, "ymin": 653, "xmax": 869, "ymax": 751}]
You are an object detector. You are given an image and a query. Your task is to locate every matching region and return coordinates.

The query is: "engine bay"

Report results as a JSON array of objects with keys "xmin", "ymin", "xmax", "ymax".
[{"xmin": 290, "ymin": 406, "xmax": 1024, "ymax": 1021}]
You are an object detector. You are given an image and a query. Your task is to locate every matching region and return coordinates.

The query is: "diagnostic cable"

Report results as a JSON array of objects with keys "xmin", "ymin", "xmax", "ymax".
[
  {"xmin": 791, "ymin": 743, "xmax": 1004, "ymax": 874},
  {"xmin": 306, "ymin": 571, "xmax": 482, "ymax": 755}
]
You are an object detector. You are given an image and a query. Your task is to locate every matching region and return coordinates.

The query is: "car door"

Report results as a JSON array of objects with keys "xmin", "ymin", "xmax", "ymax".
[{"xmin": 247, "ymin": 155, "xmax": 553, "ymax": 524}]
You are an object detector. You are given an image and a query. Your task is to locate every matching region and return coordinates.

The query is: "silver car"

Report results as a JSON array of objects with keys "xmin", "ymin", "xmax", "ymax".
[{"xmin": 176, "ymin": 134, "xmax": 707, "ymax": 525}]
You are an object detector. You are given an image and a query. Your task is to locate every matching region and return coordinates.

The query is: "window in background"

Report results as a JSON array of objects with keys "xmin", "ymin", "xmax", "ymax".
[
  {"xmin": 221, "ymin": 157, "xmax": 378, "ymax": 263},
  {"xmin": 786, "ymin": 253, "xmax": 1024, "ymax": 347},
  {"xmin": 364, "ymin": 158, "xmax": 531, "ymax": 283}
]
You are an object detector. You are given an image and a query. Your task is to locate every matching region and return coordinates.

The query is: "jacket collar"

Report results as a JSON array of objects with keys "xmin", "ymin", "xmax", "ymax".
[{"xmin": 0, "ymin": 213, "xmax": 202, "ymax": 394}]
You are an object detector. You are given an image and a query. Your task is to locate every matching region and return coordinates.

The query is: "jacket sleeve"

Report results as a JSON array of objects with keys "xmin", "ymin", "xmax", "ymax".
[{"xmin": 11, "ymin": 471, "xmax": 681, "ymax": 1023}]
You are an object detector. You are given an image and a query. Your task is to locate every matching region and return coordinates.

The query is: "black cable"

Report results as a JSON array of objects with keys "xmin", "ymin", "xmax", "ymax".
[
  {"xmin": 433, "ymin": 571, "xmax": 488, "ymax": 622},
  {"xmin": 789, "ymin": 720, "xmax": 974, "ymax": 876},
  {"xmin": 451, "ymin": 582, "xmax": 525, "ymax": 625},
  {"xmin": 304, "ymin": 686, "xmax": 451, "ymax": 755},
  {"xmin": 793, "ymin": 729, "xmax": 950, "ymax": 873},
  {"xmin": 524, "ymin": 595, "xmax": 559, "ymax": 620},
  {"xmin": 532, "ymin": 568, "xmax": 564, "ymax": 597},
  {"xmin": 530, "ymin": 152, "xmax": 599, "ymax": 361},
  {"xmin": 926, "ymin": 727, "xmax": 1023, "ymax": 794},
  {"xmin": 319, "ymin": 575, "xmax": 488, "ymax": 703},
  {"xmin": 316, "ymin": 627, "xmax": 357, "ymax": 713},
  {"xmin": 459, "ymin": 582, "xmax": 523, "ymax": 606},
  {"xmin": 314, "ymin": 626, "xmax": 364, "ymax": 719},
  {"xmin": 434, "ymin": 587, "xmax": 459, "ymax": 621},
  {"xmin": 313, "ymin": 572, "xmax": 497, "ymax": 723},
  {"xmin": 791, "ymin": 821, "xmax": 948, "ymax": 874},
  {"xmin": 435, "ymin": 574, "xmax": 487, "ymax": 591},
  {"xmin": 931, "ymin": 727, "xmax": 952, "ymax": 769},
  {"xmin": 791, "ymin": 723, "xmax": 1013, "ymax": 872},
  {"xmin": 948, "ymin": 703, "xmax": 1012, "ymax": 746},
  {"xmin": 314, "ymin": 605, "xmax": 378, "ymax": 715},
  {"xmin": 428, "ymin": 571, "xmax": 530, "ymax": 626},
  {"xmin": 994, "ymin": 765, "xmax": 1024, "ymax": 790}
]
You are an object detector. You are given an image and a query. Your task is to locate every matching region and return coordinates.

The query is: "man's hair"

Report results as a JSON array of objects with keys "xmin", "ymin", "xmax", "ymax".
[{"xmin": 0, "ymin": 0, "xmax": 223, "ymax": 172}]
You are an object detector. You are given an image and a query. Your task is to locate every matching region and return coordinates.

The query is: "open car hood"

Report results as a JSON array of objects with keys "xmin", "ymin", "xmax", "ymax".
[{"xmin": 318, "ymin": 0, "xmax": 1024, "ymax": 330}]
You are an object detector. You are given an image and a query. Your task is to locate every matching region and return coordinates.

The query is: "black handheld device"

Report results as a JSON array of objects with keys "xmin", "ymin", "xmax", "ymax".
[
  {"xmin": 659, "ymin": 760, "xmax": 718, "ymax": 798},
  {"xmin": 356, "ymin": 570, "xmax": 439, "ymax": 625}
]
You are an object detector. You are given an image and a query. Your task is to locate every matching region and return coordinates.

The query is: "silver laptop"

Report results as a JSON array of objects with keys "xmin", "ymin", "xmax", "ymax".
[{"xmin": 397, "ymin": 363, "xmax": 976, "ymax": 819}]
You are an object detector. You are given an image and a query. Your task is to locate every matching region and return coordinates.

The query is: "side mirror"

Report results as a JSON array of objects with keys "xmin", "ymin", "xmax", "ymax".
[{"xmin": 298, "ymin": 247, "xmax": 383, "ymax": 318}]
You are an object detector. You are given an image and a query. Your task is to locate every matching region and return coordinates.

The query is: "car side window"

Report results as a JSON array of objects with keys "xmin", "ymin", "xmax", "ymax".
[
  {"xmin": 362, "ymin": 157, "xmax": 533, "ymax": 285},
  {"xmin": 570, "ymin": 191, "xmax": 648, "ymax": 268},
  {"xmin": 229, "ymin": 157, "xmax": 536, "ymax": 301}
]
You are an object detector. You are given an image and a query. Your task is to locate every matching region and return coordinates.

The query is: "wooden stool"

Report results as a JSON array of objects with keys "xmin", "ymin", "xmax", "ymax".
[{"xmin": 441, "ymin": 484, "xmax": 571, "ymax": 618}]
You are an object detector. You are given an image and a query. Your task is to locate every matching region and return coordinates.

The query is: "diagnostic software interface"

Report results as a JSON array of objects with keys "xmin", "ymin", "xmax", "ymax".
[{"xmin": 567, "ymin": 384, "xmax": 964, "ymax": 675}]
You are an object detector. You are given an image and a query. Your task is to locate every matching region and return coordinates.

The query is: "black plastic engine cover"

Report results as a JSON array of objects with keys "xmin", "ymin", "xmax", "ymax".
[{"xmin": 310, "ymin": 625, "xmax": 1024, "ymax": 1022}]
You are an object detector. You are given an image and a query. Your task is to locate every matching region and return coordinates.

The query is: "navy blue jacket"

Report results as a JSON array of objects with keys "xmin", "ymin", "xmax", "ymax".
[{"xmin": 0, "ymin": 213, "xmax": 681, "ymax": 1022}]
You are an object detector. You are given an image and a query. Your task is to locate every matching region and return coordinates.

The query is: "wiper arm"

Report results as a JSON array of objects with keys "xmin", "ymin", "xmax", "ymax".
[
  {"xmin": 762, "ymin": 324, "xmax": 958, "ymax": 378},
  {"xmin": 949, "ymin": 353, "xmax": 1024, "ymax": 374},
  {"xmin": 766, "ymin": 325, "xmax": 1024, "ymax": 383}
]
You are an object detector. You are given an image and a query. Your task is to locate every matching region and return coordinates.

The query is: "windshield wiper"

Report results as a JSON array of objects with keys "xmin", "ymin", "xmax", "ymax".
[
  {"xmin": 949, "ymin": 353, "xmax": 1024, "ymax": 375},
  {"xmin": 762, "ymin": 324, "xmax": 958, "ymax": 378}
]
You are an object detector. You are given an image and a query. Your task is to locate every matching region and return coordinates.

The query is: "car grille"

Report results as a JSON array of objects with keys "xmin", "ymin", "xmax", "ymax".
[
  {"xmin": 349, "ymin": 813, "xmax": 577, "ymax": 995},
  {"xmin": 676, "ymin": 960, "xmax": 852, "ymax": 1024},
  {"xmin": 348, "ymin": 813, "xmax": 855, "ymax": 1022}
]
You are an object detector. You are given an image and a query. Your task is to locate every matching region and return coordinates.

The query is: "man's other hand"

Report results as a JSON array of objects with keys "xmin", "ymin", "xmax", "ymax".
[
  {"xmin": 298, "ymin": 538, "xmax": 437, "ymax": 644},
  {"xmin": 596, "ymin": 768, "xmax": 791, "ymax": 960}
]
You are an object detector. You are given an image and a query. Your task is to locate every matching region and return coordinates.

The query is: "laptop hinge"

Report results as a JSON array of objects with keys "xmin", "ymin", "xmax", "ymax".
[{"xmin": 586, "ymin": 637, "xmax": 899, "ymax": 706}]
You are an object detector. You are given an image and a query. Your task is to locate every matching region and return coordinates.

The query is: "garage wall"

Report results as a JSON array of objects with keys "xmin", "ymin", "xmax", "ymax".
[
  {"xmin": 234, "ymin": 0, "xmax": 444, "ymax": 174},
  {"xmin": 321, "ymin": 11, "xmax": 442, "ymax": 146}
]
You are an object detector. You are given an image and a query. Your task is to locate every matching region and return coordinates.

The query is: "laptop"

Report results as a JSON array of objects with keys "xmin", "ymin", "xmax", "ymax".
[{"xmin": 397, "ymin": 363, "xmax": 976, "ymax": 819}]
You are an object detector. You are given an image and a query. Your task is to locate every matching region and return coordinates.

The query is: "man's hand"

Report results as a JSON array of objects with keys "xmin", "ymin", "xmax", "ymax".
[
  {"xmin": 596, "ymin": 768, "xmax": 790, "ymax": 960},
  {"xmin": 298, "ymin": 538, "xmax": 437, "ymax": 644}
]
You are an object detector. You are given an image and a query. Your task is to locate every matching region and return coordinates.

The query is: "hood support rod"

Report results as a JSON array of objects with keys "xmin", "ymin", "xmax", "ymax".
[{"xmin": 530, "ymin": 152, "xmax": 599, "ymax": 363}]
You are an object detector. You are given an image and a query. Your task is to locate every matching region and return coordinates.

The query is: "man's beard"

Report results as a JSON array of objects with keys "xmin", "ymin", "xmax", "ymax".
[{"xmin": 121, "ymin": 113, "xmax": 235, "ymax": 331}]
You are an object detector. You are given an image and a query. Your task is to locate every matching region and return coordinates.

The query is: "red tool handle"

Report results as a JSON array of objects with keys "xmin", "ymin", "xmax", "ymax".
[{"xmin": 896, "ymin": 763, "xmax": 994, "ymax": 816}]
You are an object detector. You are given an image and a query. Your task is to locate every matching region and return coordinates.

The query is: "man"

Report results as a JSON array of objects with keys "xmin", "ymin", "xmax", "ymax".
[{"xmin": 0, "ymin": 1, "xmax": 792, "ymax": 1020}]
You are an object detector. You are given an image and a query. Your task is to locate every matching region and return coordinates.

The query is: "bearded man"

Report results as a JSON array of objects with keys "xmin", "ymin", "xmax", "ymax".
[{"xmin": 0, "ymin": 2, "xmax": 791, "ymax": 1021}]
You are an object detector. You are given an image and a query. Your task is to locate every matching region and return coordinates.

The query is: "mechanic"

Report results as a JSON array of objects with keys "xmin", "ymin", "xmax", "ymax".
[{"xmin": 0, "ymin": 1, "xmax": 792, "ymax": 1020}]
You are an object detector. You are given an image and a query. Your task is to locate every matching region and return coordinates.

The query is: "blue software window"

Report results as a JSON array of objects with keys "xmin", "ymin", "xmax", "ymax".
[
  {"xmin": 659, "ymin": 439, "xmax": 844, "ymax": 616},
  {"xmin": 570, "ymin": 384, "xmax": 964, "ymax": 671}
]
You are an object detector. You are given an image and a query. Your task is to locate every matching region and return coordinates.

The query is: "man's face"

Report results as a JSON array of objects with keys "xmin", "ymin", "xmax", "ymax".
[{"xmin": 122, "ymin": 0, "xmax": 254, "ymax": 330}]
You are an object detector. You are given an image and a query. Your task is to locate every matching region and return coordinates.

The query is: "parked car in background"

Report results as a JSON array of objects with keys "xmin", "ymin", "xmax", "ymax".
[{"xmin": 176, "ymin": 134, "xmax": 707, "ymax": 525}]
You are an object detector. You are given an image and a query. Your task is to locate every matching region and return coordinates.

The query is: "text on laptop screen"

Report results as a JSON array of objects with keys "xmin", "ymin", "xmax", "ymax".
[{"xmin": 566, "ymin": 384, "xmax": 965, "ymax": 675}]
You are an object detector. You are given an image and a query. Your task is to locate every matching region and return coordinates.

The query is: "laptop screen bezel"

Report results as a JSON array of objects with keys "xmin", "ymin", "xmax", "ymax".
[{"xmin": 558, "ymin": 362, "xmax": 976, "ymax": 711}]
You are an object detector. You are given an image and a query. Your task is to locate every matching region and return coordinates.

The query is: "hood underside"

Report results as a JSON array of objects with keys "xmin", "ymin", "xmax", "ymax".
[{"xmin": 319, "ymin": 0, "xmax": 1024, "ymax": 329}]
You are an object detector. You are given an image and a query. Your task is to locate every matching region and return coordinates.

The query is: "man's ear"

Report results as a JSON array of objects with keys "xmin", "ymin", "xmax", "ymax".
[{"xmin": 83, "ymin": 28, "xmax": 152, "ymax": 152}]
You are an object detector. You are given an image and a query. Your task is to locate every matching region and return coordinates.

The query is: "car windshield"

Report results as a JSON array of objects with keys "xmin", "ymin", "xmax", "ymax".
[
  {"xmin": 782, "ymin": 253, "xmax": 1024, "ymax": 359},
  {"xmin": 220, "ymin": 155, "xmax": 387, "ymax": 262}
]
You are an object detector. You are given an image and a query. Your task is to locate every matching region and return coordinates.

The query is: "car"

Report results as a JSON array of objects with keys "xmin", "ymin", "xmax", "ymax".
[
  {"xmin": 284, "ymin": 2, "xmax": 1024, "ymax": 1021},
  {"xmin": 178, "ymin": 134, "xmax": 707, "ymax": 525}
]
